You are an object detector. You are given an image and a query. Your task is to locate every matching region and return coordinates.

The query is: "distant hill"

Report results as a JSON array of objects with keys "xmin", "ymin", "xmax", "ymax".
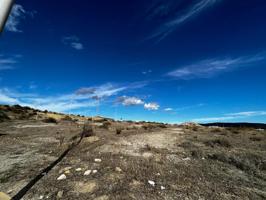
[
  {"xmin": 201, "ymin": 122, "xmax": 266, "ymax": 129},
  {"xmin": 0, "ymin": 104, "xmax": 89, "ymax": 123}
]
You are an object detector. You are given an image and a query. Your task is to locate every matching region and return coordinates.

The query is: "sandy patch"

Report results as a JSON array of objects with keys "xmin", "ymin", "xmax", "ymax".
[
  {"xmin": 96, "ymin": 128, "xmax": 184, "ymax": 157},
  {"xmin": 74, "ymin": 181, "xmax": 97, "ymax": 194}
]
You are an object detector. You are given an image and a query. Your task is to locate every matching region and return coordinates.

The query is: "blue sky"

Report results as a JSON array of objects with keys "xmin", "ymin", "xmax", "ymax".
[{"xmin": 0, "ymin": 0, "xmax": 266, "ymax": 123}]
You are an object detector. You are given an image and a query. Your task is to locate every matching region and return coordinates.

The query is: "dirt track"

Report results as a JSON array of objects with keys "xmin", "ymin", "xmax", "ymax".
[{"xmin": 0, "ymin": 121, "xmax": 266, "ymax": 199}]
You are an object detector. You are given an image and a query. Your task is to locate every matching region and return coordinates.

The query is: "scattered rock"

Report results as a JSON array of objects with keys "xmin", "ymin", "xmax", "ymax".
[
  {"xmin": 182, "ymin": 157, "xmax": 191, "ymax": 161},
  {"xmin": 39, "ymin": 195, "xmax": 44, "ymax": 199},
  {"xmin": 56, "ymin": 191, "xmax": 63, "ymax": 199},
  {"xmin": 92, "ymin": 170, "xmax": 98, "ymax": 174},
  {"xmin": 75, "ymin": 168, "xmax": 82, "ymax": 172},
  {"xmin": 57, "ymin": 174, "xmax": 66, "ymax": 180},
  {"xmin": 94, "ymin": 158, "xmax": 102, "ymax": 162},
  {"xmin": 84, "ymin": 170, "xmax": 92, "ymax": 176},
  {"xmin": 65, "ymin": 170, "xmax": 71, "ymax": 174},
  {"xmin": 161, "ymin": 186, "xmax": 166, "ymax": 190},
  {"xmin": 115, "ymin": 167, "xmax": 122, "ymax": 172},
  {"xmin": 148, "ymin": 180, "xmax": 155, "ymax": 186},
  {"xmin": 6, "ymin": 190, "xmax": 12, "ymax": 195}
]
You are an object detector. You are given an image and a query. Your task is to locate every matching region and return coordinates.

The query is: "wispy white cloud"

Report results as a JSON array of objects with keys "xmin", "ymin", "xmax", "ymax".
[
  {"xmin": 142, "ymin": 69, "xmax": 152, "ymax": 75},
  {"xmin": 62, "ymin": 36, "xmax": 84, "ymax": 50},
  {"xmin": 5, "ymin": 4, "xmax": 35, "ymax": 32},
  {"xmin": 0, "ymin": 82, "xmax": 146, "ymax": 113},
  {"xmin": 147, "ymin": 0, "xmax": 219, "ymax": 42},
  {"xmin": 0, "ymin": 88, "xmax": 98, "ymax": 112},
  {"xmin": 175, "ymin": 103, "xmax": 205, "ymax": 111},
  {"xmin": 193, "ymin": 111, "xmax": 266, "ymax": 122},
  {"xmin": 0, "ymin": 54, "xmax": 20, "ymax": 71},
  {"xmin": 144, "ymin": 102, "xmax": 160, "ymax": 110},
  {"xmin": 0, "ymin": 92, "xmax": 19, "ymax": 104},
  {"xmin": 117, "ymin": 96, "xmax": 144, "ymax": 106},
  {"xmin": 75, "ymin": 83, "xmax": 127, "ymax": 100},
  {"xmin": 164, "ymin": 107, "xmax": 173, "ymax": 111},
  {"xmin": 167, "ymin": 53, "xmax": 266, "ymax": 79},
  {"xmin": 225, "ymin": 111, "xmax": 266, "ymax": 117},
  {"xmin": 29, "ymin": 82, "xmax": 37, "ymax": 90}
]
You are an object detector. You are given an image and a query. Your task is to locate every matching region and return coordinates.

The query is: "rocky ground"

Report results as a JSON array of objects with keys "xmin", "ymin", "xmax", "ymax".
[{"xmin": 0, "ymin": 105, "xmax": 266, "ymax": 200}]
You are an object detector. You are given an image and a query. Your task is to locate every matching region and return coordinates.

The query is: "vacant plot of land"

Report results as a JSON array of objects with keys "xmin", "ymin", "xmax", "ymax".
[{"xmin": 0, "ymin": 121, "xmax": 265, "ymax": 200}]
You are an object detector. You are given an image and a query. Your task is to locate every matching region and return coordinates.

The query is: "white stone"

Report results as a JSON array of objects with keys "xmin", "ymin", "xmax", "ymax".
[
  {"xmin": 161, "ymin": 186, "xmax": 166, "ymax": 190},
  {"xmin": 7, "ymin": 190, "xmax": 13, "ymax": 194},
  {"xmin": 39, "ymin": 195, "xmax": 44, "ymax": 199},
  {"xmin": 115, "ymin": 167, "xmax": 122, "ymax": 172},
  {"xmin": 57, "ymin": 174, "xmax": 66, "ymax": 180},
  {"xmin": 92, "ymin": 170, "xmax": 98, "ymax": 174},
  {"xmin": 84, "ymin": 170, "xmax": 92, "ymax": 176},
  {"xmin": 148, "ymin": 180, "xmax": 155, "ymax": 186},
  {"xmin": 94, "ymin": 158, "xmax": 102, "ymax": 162},
  {"xmin": 75, "ymin": 168, "xmax": 82, "ymax": 172}
]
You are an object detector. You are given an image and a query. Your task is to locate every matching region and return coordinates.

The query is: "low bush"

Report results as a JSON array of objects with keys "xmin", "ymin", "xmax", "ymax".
[
  {"xmin": 157, "ymin": 123, "xmax": 167, "ymax": 128},
  {"xmin": 116, "ymin": 128, "xmax": 122, "ymax": 135},
  {"xmin": 61, "ymin": 115, "xmax": 73, "ymax": 121},
  {"xmin": 43, "ymin": 117, "xmax": 57, "ymax": 123},
  {"xmin": 101, "ymin": 121, "xmax": 111, "ymax": 129},
  {"xmin": 207, "ymin": 153, "xmax": 261, "ymax": 174},
  {"xmin": 191, "ymin": 149, "xmax": 203, "ymax": 159},
  {"xmin": 205, "ymin": 138, "xmax": 232, "ymax": 148},
  {"xmin": 0, "ymin": 111, "xmax": 10, "ymax": 122},
  {"xmin": 82, "ymin": 123, "xmax": 94, "ymax": 137}
]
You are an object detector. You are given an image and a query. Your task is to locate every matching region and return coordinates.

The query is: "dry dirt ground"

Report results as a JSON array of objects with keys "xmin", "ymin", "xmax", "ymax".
[{"xmin": 0, "ymin": 121, "xmax": 266, "ymax": 200}]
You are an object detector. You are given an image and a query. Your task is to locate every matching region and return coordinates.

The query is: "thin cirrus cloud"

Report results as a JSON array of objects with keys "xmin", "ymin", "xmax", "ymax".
[
  {"xmin": 167, "ymin": 53, "xmax": 266, "ymax": 79},
  {"xmin": 75, "ymin": 83, "xmax": 127, "ymax": 101},
  {"xmin": 147, "ymin": 0, "xmax": 219, "ymax": 42},
  {"xmin": 0, "ymin": 54, "xmax": 21, "ymax": 71},
  {"xmin": 5, "ymin": 4, "xmax": 35, "ymax": 32},
  {"xmin": 0, "ymin": 88, "xmax": 97, "ymax": 112},
  {"xmin": 193, "ymin": 111, "xmax": 266, "ymax": 122},
  {"xmin": 62, "ymin": 36, "xmax": 84, "ymax": 50},
  {"xmin": 0, "ymin": 82, "xmax": 147, "ymax": 112}
]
